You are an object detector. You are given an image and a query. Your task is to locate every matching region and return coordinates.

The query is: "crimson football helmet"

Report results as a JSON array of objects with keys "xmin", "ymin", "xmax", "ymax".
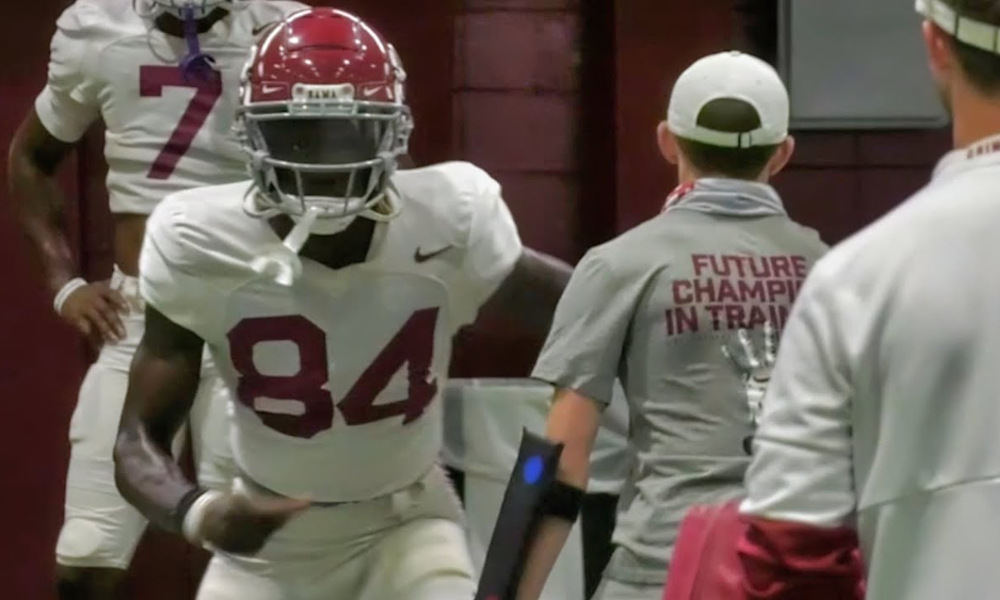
[{"xmin": 237, "ymin": 7, "xmax": 412, "ymax": 236}]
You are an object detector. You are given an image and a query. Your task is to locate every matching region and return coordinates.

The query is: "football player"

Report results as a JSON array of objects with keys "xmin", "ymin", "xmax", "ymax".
[
  {"xmin": 8, "ymin": 1, "xmax": 305, "ymax": 598},
  {"xmin": 113, "ymin": 8, "xmax": 571, "ymax": 600}
]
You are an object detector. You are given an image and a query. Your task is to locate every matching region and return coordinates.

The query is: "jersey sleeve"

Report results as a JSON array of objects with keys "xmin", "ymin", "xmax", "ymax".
[
  {"xmin": 34, "ymin": 2, "xmax": 102, "ymax": 143},
  {"xmin": 232, "ymin": 0, "xmax": 308, "ymax": 44},
  {"xmin": 530, "ymin": 250, "xmax": 639, "ymax": 407},
  {"xmin": 740, "ymin": 261, "xmax": 858, "ymax": 526},
  {"xmin": 140, "ymin": 198, "xmax": 225, "ymax": 341},
  {"xmin": 269, "ymin": 0, "xmax": 311, "ymax": 16},
  {"xmin": 250, "ymin": 0, "xmax": 310, "ymax": 21},
  {"xmin": 452, "ymin": 167, "xmax": 523, "ymax": 325}
]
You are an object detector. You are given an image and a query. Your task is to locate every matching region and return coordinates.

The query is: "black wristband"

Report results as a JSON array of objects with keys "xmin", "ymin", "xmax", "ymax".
[
  {"xmin": 541, "ymin": 479, "xmax": 584, "ymax": 522},
  {"xmin": 173, "ymin": 487, "xmax": 208, "ymax": 534}
]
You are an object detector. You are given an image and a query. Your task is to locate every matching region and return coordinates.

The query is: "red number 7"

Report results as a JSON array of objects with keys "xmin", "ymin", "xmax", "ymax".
[{"xmin": 139, "ymin": 65, "xmax": 223, "ymax": 180}]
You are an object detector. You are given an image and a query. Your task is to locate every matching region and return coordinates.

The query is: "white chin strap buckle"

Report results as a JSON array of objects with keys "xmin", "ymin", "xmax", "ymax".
[
  {"xmin": 251, "ymin": 254, "xmax": 302, "ymax": 287},
  {"xmin": 250, "ymin": 206, "xmax": 321, "ymax": 286}
]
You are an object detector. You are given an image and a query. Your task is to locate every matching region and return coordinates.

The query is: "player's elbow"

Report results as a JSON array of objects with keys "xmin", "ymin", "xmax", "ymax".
[
  {"xmin": 7, "ymin": 124, "xmax": 36, "ymax": 199},
  {"xmin": 7, "ymin": 116, "xmax": 67, "ymax": 233},
  {"xmin": 8, "ymin": 110, "xmax": 71, "ymax": 192}
]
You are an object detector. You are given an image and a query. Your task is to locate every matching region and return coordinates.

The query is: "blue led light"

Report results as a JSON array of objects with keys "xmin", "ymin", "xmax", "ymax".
[{"xmin": 523, "ymin": 455, "xmax": 544, "ymax": 485}]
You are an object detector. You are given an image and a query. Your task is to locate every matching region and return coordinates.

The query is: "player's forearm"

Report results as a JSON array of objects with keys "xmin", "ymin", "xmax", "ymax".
[
  {"xmin": 114, "ymin": 421, "xmax": 198, "ymax": 534},
  {"xmin": 15, "ymin": 189, "xmax": 76, "ymax": 294},
  {"xmin": 8, "ymin": 117, "xmax": 77, "ymax": 294},
  {"xmin": 113, "ymin": 345, "xmax": 202, "ymax": 534}
]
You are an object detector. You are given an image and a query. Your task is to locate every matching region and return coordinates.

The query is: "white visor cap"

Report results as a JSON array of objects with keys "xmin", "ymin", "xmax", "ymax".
[{"xmin": 916, "ymin": 0, "xmax": 1000, "ymax": 55}]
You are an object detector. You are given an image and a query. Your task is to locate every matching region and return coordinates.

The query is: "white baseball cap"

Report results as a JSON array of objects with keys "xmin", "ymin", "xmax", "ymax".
[{"xmin": 667, "ymin": 51, "xmax": 790, "ymax": 149}]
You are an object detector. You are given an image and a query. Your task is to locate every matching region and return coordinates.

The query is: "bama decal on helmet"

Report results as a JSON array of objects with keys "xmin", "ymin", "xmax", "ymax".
[{"xmin": 292, "ymin": 84, "xmax": 356, "ymax": 103}]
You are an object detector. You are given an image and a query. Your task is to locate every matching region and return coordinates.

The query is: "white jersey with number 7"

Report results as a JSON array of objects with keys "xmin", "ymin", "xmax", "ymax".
[
  {"xmin": 35, "ymin": 0, "xmax": 306, "ymax": 214},
  {"xmin": 139, "ymin": 162, "xmax": 523, "ymax": 502}
]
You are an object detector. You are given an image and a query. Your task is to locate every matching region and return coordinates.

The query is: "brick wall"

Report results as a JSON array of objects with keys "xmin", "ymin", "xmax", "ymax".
[{"xmin": 455, "ymin": 0, "xmax": 582, "ymax": 261}]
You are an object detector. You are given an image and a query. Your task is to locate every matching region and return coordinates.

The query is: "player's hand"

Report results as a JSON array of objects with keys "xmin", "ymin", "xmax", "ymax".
[
  {"xmin": 199, "ymin": 493, "xmax": 311, "ymax": 556},
  {"xmin": 59, "ymin": 280, "xmax": 129, "ymax": 343},
  {"xmin": 722, "ymin": 321, "xmax": 778, "ymax": 453}
]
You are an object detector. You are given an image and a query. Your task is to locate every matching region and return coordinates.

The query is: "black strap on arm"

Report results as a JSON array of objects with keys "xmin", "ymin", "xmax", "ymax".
[
  {"xmin": 474, "ymin": 428, "xmax": 584, "ymax": 600},
  {"xmin": 541, "ymin": 478, "xmax": 584, "ymax": 522},
  {"xmin": 171, "ymin": 486, "xmax": 208, "ymax": 535}
]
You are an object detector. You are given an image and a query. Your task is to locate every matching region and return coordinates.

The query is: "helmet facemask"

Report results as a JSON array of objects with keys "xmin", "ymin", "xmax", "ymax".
[
  {"xmin": 136, "ymin": 0, "xmax": 240, "ymax": 20},
  {"xmin": 136, "ymin": 0, "xmax": 242, "ymax": 81},
  {"xmin": 239, "ymin": 83, "xmax": 413, "ymax": 234}
]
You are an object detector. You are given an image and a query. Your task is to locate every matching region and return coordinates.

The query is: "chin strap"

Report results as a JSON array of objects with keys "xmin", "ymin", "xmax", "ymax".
[
  {"xmin": 180, "ymin": 3, "xmax": 217, "ymax": 82},
  {"xmin": 250, "ymin": 205, "xmax": 320, "ymax": 287},
  {"xmin": 245, "ymin": 183, "xmax": 403, "ymax": 287}
]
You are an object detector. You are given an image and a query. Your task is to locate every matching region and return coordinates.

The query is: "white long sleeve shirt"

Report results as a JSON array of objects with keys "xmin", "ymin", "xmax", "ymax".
[{"xmin": 742, "ymin": 133, "xmax": 1000, "ymax": 600}]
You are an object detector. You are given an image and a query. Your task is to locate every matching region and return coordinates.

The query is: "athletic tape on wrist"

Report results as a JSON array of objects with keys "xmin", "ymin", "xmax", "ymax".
[
  {"xmin": 53, "ymin": 278, "xmax": 88, "ymax": 315},
  {"xmin": 174, "ymin": 487, "xmax": 207, "ymax": 532},
  {"xmin": 182, "ymin": 490, "xmax": 224, "ymax": 546}
]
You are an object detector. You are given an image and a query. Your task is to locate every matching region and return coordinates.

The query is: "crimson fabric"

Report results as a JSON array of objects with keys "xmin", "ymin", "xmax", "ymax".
[
  {"xmin": 737, "ymin": 516, "xmax": 865, "ymax": 600},
  {"xmin": 662, "ymin": 502, "xmax": 865, "ymax": 600}
]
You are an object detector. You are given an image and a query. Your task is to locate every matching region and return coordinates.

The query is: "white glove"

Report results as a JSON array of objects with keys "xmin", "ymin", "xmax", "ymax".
[{"xmin": 722, "ymin": 320, "xmax": 778, "ymax": 453}]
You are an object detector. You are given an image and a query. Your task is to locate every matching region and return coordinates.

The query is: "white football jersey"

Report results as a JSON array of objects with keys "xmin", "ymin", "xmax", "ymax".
[
  {"xmin": 140, "ymin": 162, "xmax": 523, "ymax": 502},
  {"xmin": 36, "ymin": 0, "xmax": 306, "ymax": 214}
]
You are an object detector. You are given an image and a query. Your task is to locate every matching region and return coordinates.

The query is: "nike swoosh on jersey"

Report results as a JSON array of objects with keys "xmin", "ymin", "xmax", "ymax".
[
  {"xmin": 252, "ymin": 22, "xmax": 278, "ymax": 36},
  {"xmin": 414, "ymin": 245, "xmax": 454, "ymax": 263}
]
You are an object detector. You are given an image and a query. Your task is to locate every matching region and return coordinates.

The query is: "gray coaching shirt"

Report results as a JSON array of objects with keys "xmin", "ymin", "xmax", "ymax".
[{"xmin": 532, "ymin": 178, "xmax": 829, "ymax": 585}]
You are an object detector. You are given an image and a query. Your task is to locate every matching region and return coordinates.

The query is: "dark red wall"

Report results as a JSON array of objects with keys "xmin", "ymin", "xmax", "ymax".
[
  {"xmin": 1, "ymin": 2, "xmax": 87, "ymax": 598},
  {"xmin": 614, "ymin": 0, "xmax": 948, "ymax": 241},
  {"xmin": 1, "ymin": 1, "xmax": 948, "ymax": 598},
  {"xmin": 450, "ymin": 0, "xmax": 590, "ymax": 378}
]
